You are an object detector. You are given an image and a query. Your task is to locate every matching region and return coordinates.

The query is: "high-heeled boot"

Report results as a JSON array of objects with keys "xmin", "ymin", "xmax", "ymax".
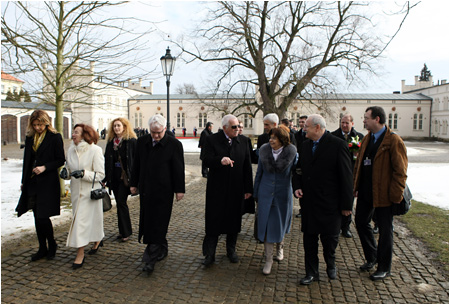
[
  {"xmin": 31, "ymin": 218, "xmax": 48, "ymax": 261},
  {"xmin": 263, "ymin": 242, "xmax": 274, "ymax": 275},
  {"xmin": 274, "ymin": 241, "xmax": 284, "ymax": 262}
]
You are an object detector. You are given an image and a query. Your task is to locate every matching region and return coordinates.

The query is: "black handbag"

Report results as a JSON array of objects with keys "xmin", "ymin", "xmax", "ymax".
[
  {"xmin": 392, "ymin": 183, "xmax": 412, "ymax": 216},
  {"xmin": 102, "ymin": 192, "xmax": 112, "ymax": 212},
  {"xmin": 90, "ymin": 172, "xmax": 107, "ymax": 200}
]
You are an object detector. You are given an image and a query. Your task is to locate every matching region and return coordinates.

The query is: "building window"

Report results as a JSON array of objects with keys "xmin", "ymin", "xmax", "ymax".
[
  {"xmin": 244, "ymin": 114, "xmax": 253, "ymax": 128},
  {"xmin": 413, "ymin": 113, "xmax": 423, "ymax": 130},
  {"xmin": 389, "ymin": 113, "xmax": 398, "ymax": 130},
  {"xmin": 177, "ymin": 113, "xmax": 186, "ymax": 128},
  {"xmin": 443, "ymin": 120, "xmax": 448, "ymax": 135},
  {"xmin": 198, "ymin": 113, "xmax": 207, "ymax": 128}
]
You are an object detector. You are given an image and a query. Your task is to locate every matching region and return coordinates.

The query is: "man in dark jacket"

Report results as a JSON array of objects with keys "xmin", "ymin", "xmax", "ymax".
[
  {"xmin": 294, "ymin": 115, "xmax": 308, "ymax": 218},
  {"xmin": 293, "ymin": 114, "xmax": 353, "ymax": 285},
  {"xmin": 130, "ymin": 114, "xmax": 185, "ymax": 274},
  {"xmin": 202, "ymin": 114, "xmax": 253, "ymax": 266},
  {"xmin": 331, "ymin": 114, "xmax": 365, "ymax": 238},
  {"xmin": 198, "ymin": 122, "xmax": 214, "ymax": 177}
]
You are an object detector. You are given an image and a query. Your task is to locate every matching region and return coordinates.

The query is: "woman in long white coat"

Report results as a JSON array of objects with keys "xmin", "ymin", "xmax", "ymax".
[{"xmin": 64, "ymin": 124, "xmax": 105, "ymax": 269}]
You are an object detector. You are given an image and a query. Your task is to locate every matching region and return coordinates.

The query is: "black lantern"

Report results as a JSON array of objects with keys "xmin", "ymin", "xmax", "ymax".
[{"xmin": 160, "ymin": 47, "xmax": 176, "ymax": 129}]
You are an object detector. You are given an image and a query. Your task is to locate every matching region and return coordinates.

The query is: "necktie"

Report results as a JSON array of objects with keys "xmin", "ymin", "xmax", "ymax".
[
  {"xmin": 372, "ymin": 135, "xmax": 376, "ymax": 143},
  {"xmin": 344, "ymin": 134, "xmax": 348, "ymax": 141},
  {"xmin": 312, "ymin": 141, "xmax": 318, "ymax": 155},
  {"xmin": 228, "ymin": 138, "xmax": 232, "ymax": 146}
]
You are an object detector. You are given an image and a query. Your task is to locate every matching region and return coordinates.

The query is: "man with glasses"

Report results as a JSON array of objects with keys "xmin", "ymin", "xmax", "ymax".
[
  {"xmin": 201, "ymin": 114, "xmax": 253, "ymax": 267},
  {"xmin": 130, "ymin": 114, "xmax": 185, "ymax": 274}
]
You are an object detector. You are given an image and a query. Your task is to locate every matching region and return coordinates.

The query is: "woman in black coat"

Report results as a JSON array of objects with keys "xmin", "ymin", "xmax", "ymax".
[
  {"xmin": 103, "ymin": 118, "xmax": 137, "ymax": 242},
  {"xmin": 16, "ymin": 110, "xmax": 65, "ymax": 261}
]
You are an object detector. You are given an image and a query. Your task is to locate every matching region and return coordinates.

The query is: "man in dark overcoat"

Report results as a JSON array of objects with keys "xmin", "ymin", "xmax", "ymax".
[
  {"xmin": 130, "ymin": 114, "xmax": 185, "ymax": 274},
  {"xmin": 198, "ymin": 122, "xmax": 214, "ymax": 177},
  {"xmin": 292, "ymin": 114, "xmax": 353, "ymax": 285},
  {"xmin": 294, "ymin": 114, "xmax": 308, "ymax": 218},
  {"xmin": 331, "ymin": 113, "xmax": 365, "ymax": 238},
  {"xmin": 201, "ymin": 114, "xmax": 253, "ymax": 266}
]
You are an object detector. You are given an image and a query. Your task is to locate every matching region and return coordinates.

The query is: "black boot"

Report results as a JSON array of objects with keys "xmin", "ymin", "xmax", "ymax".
[
  {"xmin": 226, "ymin": 233, "xmax": 239, "ymax": 263},
  {"xmin": 202, "ymin": 235, "xmax": 217, "ymax": 266},
  {"xmin": 32, "ymin": 218, "xmax": 48, "ymax": 261}
]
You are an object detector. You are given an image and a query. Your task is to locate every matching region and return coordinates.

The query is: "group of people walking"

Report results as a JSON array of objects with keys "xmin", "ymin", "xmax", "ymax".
[{"xmin": 18, "ymin": 106, "xmax": 407, "ymax": 285}]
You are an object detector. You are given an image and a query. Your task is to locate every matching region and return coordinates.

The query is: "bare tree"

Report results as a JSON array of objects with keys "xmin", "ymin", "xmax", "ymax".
[
  {"xmin": 1, "ymin": 1, "xmax": 155, "ymax": 133},
  {"xmin": 176, "ymin": 1, "xmax": 417, "ymax": 118},
  {"xmin": 175, "ymin": 83, "xmax": 197, "ymax": 95}
]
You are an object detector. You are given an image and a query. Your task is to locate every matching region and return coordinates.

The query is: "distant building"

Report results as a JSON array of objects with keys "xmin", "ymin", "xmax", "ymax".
[{"xmin": 1, "ymin": 71, "xmax": 25, "ymax": 100}]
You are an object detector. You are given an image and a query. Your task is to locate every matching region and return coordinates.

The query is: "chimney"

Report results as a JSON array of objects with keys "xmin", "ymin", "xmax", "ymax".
[
  {"xmin": 139, "ymin": 78, "xmax": 142, "ymax": 87},
  {"xmin": 149, "ymin": 81, "xmax": 153, "ymax": 94},
  {"xmin": 442, "ymin": 79, "xmax": 447, "ymax": 85},
  {"xmin": 90, "ymin": 61, "xmax": 95, "ymax": 73}
]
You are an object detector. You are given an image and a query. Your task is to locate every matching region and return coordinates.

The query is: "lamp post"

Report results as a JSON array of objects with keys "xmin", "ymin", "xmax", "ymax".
[{"xmin": 160, "ymin": 47, "xmax": 176, "ymax": 129}]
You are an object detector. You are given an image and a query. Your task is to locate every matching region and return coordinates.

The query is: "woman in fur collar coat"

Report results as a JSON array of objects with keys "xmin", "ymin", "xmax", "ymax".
[{"xmin": 254, "ymin": 127, "xmax": 297, "ymax": 275}]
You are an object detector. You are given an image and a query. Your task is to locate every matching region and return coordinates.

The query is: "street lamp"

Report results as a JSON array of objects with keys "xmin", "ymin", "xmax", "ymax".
[{"xmin": 160, "ymin": 47, "xmax": 176, "ymax": 129}]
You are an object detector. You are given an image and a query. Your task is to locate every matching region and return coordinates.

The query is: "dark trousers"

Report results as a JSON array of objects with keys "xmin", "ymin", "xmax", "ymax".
[
  {"xmin": 201, "ymin": 160, "xmax": 208, "ymax": 177},
  {"xmin": 202, "ymin": 233, "xmax": 238, "ymax": 257},
  {"xmin": 34, "ymin": 215, "xmax": 56, "ymax": 252},
  {"xmin": 112, "ymin": 183, "xmax": 132, "ymax": 238},
  {"xmin": 143, "ymin": 242, "xmax": 168, "ymax": 264},
  {"xmin": 303, "ymin": 232, "xmax": 339, "ymax": 276},
  {"xmin": 355, "ymin": 199, "xmax": 393, "ymax": 272},
  {"xmin": 341, "ymin": 214, "xmax": 352, "ymax": 230}
]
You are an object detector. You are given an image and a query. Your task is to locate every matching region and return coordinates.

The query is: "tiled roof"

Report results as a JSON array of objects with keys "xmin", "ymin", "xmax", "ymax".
[{"xmin": 1, "ymin": 71, "xmax": 25, "ymax": 83}]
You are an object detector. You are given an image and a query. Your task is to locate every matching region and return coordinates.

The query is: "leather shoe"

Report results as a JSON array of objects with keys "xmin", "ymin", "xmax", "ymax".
[
  {"xmin": 370, "ymin": 270, "xmax": 390, "ymax": 281},
  {"xmin": 47, "ymin": 243, "xmax": 58, "ymax": 260},
  {"xmin": 72, "ymin": 258, "xmax": 85, "ymax": 270},
  {"xmin": 327, "ymin": 268, "xmax": 337, "ymax": 279},
  {"xmin": 31, "ymin": 249, "xmax": 48, "ymax": 262},
  {"xmin": 227, "ymin": 252, "xmax": 239, "ymax": 263},
  {"xmin": 299, "ymin": 275, "xmax": 319, "ymax": 285},
  {"xmin": 142, "ymin": 263, "xmax": 155, "ymax": 274},
  {"xmin": 202, "ymin": 255, "xmax": 215, "ymax": 266},
  {"xmin": 360, "ymin": 261, "xmax": 377, "ymax": 271},
  {"xmin": 342, "ymin": 228, "xmax": 352, "ymax": 238},
  {"xmin": 88, "ymin": 240, "xmax": 103, "ymax": 255}
]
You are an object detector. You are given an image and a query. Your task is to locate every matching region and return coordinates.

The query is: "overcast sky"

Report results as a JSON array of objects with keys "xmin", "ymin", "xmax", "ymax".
[{"xmin": 127, "ymin": 1, "xmax": 449, "ymax": 95}]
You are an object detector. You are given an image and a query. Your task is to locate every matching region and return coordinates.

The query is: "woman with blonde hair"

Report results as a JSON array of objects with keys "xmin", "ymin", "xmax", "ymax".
[
  {"xmin": 103, "ymin": 118, "xmax": 137, "ymax": 242},
  {"xmin": 63, "ymin": 124, "xmax": 105, "ymax": 269},
  {"xmin": 16, "ymin": 110, "xmax": 65, "ymax": 261}
]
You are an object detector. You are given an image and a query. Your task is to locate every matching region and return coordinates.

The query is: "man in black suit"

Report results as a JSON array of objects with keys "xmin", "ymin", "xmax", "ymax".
[
  {"xmin": 198, "ymin": 122, "xmax": 214, "ymax": 177},
  {"xmin": 201, "ymin": 114, "xmax": 253, "ymax": 266},
  {"xmin": 294, "ymin": 115, "xmax": 308, "ymax": 218},
  {"xmin": 293, "ymin": 114, "xmax": 353, "ymax": 285},
  {"xmin": 256, "ymin": 113, "xmax": 279, "ymax": 149},
  {"xmin": 130, "ymin": 114, "xmax": 185, "ymax": 274},
  {"xmin": 331, "ymin": 114, "xmax": 364, "ymax": 238}
]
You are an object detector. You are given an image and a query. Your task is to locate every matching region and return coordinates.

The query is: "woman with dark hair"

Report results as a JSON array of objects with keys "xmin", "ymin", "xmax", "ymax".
[
  {"xmin": 103, "ymin": 118, "xmax": 137, "ymax": 242},
  {"xmin": 16, "ymin": 110, "xmax": 65, "ymax": 261},
  {"xmin": 63, "ymin": 124, "xmax": 105, "ymax": 269},
  {"xmin": 253, "ymin": 127, "xmax": 297, "ymax": 275}
]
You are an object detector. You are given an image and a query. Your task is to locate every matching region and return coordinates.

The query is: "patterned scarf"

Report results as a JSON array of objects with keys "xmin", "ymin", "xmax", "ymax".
[
  {"xmin": 113, "ymin": 137, "xmax": 122, "ymax": 151},
  {"xmin": 32, "ymin": 130, "xmax": 47, "ymax": 152}
]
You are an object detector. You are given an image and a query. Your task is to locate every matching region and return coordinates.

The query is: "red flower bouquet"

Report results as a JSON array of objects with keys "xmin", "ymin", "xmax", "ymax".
[{"xmin": 348, "ymin": 136, "xmax": 361, "ymax": 160}]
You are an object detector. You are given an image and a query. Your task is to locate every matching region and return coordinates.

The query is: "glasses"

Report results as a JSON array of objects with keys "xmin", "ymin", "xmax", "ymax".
[{"xmin": 230, "ymin": 125, "xmax": 239, "ymax": 129}]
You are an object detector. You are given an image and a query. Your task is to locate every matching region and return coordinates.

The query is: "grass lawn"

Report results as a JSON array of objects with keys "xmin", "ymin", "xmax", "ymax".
[{"xmin": 397, "ymin": 200, "xmax": 449, "ymax": 273}]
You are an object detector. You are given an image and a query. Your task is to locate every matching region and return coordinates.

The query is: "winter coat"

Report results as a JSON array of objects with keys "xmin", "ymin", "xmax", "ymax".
[
  {"xmin": 292, "ymin": 131, "xmax": 353, "ymax": 235},
  {"xmin": 16, "ymin": 131, "xmax": 65, "ymax": 218},
  {"xmin": 199, "ymin": 126, "xmax": 213, "ymax": 160},
  {"xmin": 65, "ymin": 140, "xmax": 105, "ymax": 248},
  {"xmin": 130, "ymin": 133, "xmax": 185, "ymax": 244},
  {"xmin": 104, "ymin": 137, "xmax": 137, "ymax": 192},
  {"xmin": 353, "ymin": 126, "xmax": 408, "ymax": 207},
  {"xmin": 203, "ymin": 130, "xmax": 253, "ymax": 235},
  {"xmin": 254, "ymin": 143, "xmax": 297, "ymax": 243}
]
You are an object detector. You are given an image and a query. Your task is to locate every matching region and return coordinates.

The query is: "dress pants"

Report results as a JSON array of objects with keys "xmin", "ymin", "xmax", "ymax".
[
  {"xmin": 112, "ymin": 182, "xmax": 132, "ymax": 239},
  {"xmin": 202, "ymin": 233, "xmax": 238, "ymax": 257},
  {"xmin": 201, "ymin": 161, "xmax": 208, "ymax": 177},
  {"xmin": 341, "ymin": 214, "xmax": 352, "ymax": 230},
  {"xmin": 303, "ymin": 232, "xmax": 339, "ymax": 276},
  {"xmin": 34, "ymin": 216, "xmax": 56, "ymax": 252},
  {"xmin": 355, "ymin": 199, "xmax": 393, "ymax": 272}
]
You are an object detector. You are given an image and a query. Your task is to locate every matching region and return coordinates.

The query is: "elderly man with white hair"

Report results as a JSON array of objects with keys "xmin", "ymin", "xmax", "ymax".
[
  {"xmin": 130, "ymin": 114, "xmax": 185, "ymax": 274},
  {"xmin": 292, "ymin": 114, "xmax": 353, "ymax": 285},
  {"xmin": 201, "ymin": 114, "xmax": 253, "ymax": 267}
]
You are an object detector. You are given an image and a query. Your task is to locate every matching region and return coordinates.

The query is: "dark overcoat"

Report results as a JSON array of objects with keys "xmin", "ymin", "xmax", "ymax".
[
  {"xmin": 203, "ymin": 130, "xmax": 253, "ymax": 235},
  {"xmin": 16, "ymin": 131, "xmax": 65, "ymax": 218},
  {"xmin": 104, "ymin": 137, "xmax": 137, "ymax": 193},
  {"xmin": 292, "ymin": 131, "xmax": 353, "ymax": 235},
  {"xmin": 130, "ymin": 133, "xmax": 185, "ymax": 244}
]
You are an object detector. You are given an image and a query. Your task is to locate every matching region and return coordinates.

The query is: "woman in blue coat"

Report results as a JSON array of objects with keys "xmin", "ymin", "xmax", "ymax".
[{"xmin": 254, "ymin": 127, "xmax": 297, "ymax": 275}]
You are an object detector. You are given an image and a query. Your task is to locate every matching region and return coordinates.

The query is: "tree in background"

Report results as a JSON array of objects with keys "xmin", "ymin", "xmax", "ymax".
[
  {"xmin": 176, "ymin": 83, "xmax": 197, "ymax": 95},
  {"xmin": 1, "ymin": 1, "xmax": 154, "ymax": 135},
  {"xmin": 177, "ymin": 1, "xmax": 417, "ymax": 118}
]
